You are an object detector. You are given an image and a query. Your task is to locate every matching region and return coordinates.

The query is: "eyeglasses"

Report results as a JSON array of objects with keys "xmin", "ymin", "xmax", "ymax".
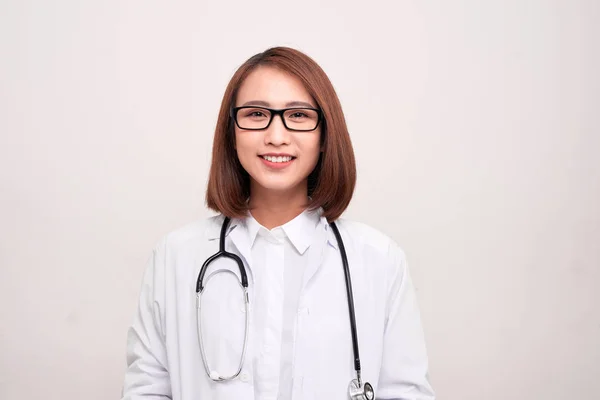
[{"xmin": 231, "ymin": 106, "xmax": 322, "ymax": 132}]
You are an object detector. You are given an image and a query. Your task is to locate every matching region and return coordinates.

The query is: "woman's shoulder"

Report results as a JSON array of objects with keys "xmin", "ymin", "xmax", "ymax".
[
  {"xmin": 151, "ymin": 214, "xmax": 226, "ymax": 252},
  {"xmin": 332, "ymin": 217, "xmax": 406, "ymax": 262}
]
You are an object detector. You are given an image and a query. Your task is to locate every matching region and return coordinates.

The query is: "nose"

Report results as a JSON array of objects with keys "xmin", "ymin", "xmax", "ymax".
[{"xmin": 264, "ymin": 114, "xmax": 291, "ymax": 146}]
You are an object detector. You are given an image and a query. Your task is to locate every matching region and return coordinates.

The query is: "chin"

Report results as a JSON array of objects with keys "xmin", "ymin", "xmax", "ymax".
[
  {"xmin": 251, "ymin": 177, "xmax": 305, "ymax": 194},
  {"xmin": 257, "ymin": 183, "xmax": 299, "ymax": 193}
]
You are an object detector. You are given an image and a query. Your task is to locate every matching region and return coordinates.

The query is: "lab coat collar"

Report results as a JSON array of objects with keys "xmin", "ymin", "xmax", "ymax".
[
  {"xmin": 322, "ymin": 215, "xmax": 339, "ymax": 250},
  {"xmin": 205, "ymin": 214, "xmax": 235, "ymax": 241}
]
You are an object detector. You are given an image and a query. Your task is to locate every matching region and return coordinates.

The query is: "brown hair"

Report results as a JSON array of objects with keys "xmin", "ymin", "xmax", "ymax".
[{"xmin": 205, "ymin": 46, "xmax": 356, "ymax": 222}]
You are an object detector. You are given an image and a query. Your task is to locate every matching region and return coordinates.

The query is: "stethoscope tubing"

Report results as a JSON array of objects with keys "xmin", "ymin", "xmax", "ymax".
[
  {"xmin": 196, "ymin": 217, "xmax": 248, "ymax": 292},
  {"xmin": 329, "ymin": 221, "xmax": 363, "ymax": 384},
  {"xmin": 195, "ymin": 215, "xmax": 372, "ymax": 399}
]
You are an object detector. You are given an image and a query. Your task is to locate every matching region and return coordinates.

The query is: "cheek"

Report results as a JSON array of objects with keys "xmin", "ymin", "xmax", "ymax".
[
  {"xmin": 303, "ymin": 133, "xmax": 322, "ymax": 163},
  {"xmin": 234, "ymin": 131, "xmax": 255, "ymax": 160}
]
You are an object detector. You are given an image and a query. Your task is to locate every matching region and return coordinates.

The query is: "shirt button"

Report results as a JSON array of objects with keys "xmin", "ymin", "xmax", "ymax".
[
  {"xmin": 298, "ymin": 307, "xmax": 309, "ymax": 316},
  {"xmin": 240, "ymin": 372, "xmax": 250, "ymax": 382}
]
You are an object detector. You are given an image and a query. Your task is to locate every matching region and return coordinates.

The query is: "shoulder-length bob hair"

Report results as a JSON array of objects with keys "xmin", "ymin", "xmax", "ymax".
[{"xmin": 205, "ymin": 46, "xmax": 356, "ymax": 222}]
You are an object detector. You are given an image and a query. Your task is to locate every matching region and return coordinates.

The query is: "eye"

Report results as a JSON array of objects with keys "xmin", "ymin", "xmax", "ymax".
[
  {"xmin": 241, "ymin": 108, "xmax": 269, "ymax": 119},
  {"xmin": 289, "ymin": 112, "xmax": 308, "ymax": 119}
]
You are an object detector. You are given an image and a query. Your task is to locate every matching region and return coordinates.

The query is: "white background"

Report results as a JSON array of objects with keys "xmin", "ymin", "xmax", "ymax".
[{"xmin": 1, "ymin": 1, "xmax": 598, "ymax": 399}]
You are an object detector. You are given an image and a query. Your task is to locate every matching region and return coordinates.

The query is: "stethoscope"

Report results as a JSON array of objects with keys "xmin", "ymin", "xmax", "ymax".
[{"xmin": 196, "ymin": 216, "xmax": 375, "ymax": 400}]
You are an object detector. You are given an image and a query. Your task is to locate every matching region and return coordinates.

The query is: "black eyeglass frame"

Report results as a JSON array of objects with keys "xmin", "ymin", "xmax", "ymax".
[{"xmin": 230, "ymin": 106, "xmax": 323, "ymax": 132}]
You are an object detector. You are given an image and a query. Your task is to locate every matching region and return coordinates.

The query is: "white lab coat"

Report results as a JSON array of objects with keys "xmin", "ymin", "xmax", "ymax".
[{"xmin": 122, "ymin": 213, "xmax": 435, "ymax": 400}]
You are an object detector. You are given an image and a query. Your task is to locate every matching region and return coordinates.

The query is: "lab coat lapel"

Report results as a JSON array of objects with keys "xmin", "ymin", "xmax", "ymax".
[
  {"xmin": 301, "ymin": 219, "xmax": 333, "ymax": 290},
  {"xmin": 226, "ymin": 219, "xmax": 255, "ymax": 285}
]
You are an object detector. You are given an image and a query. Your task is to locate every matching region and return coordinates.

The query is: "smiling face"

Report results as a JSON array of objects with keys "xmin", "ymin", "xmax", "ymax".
[{"xmin": 234, "ymin": 66, "xmax": 322, "ymax": 200}]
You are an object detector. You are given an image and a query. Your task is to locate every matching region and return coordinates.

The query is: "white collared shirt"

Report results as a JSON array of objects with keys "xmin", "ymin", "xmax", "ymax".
[
  {"xmin": 122, "ymin": 209, "xmax": 435, "ymax": 400},
  {"xmin": 243, "ymin": 208, "xmax": 322, "ymax": 399}
]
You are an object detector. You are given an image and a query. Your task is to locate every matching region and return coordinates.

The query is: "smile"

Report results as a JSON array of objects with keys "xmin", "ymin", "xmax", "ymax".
[
  {"xmin": 259, "ymin": 155, "xmax": 295, "ymax": 169},
  {"xmin": 260, "ymin": 155, "xmax": 294, "ymax": 163}
]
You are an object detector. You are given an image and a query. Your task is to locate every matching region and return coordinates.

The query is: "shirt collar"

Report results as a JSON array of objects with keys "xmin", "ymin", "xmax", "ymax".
[
  {"xmin": 206, "ymin": 207, "xmax": 338, "ymax": 252},
  {"xmin": 246, "ymin": 207, "xmax": 323, "ymax": 254}
]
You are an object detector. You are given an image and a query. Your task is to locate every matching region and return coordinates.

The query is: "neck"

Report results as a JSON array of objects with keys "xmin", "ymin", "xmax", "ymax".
[{"xmin": 248, "ymin": 182, "xmax": 310, "ymax": 229}]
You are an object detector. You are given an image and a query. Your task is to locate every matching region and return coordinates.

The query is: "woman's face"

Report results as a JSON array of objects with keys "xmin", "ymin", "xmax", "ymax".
[{"xmin": 234, "ymin": 66, "xmax": 322, "ymax": 198}]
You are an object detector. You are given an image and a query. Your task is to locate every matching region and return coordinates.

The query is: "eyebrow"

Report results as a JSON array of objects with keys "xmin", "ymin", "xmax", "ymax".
[{"xmin": 240, "ymin": 100, "xmax": 317, "ymax": 108}]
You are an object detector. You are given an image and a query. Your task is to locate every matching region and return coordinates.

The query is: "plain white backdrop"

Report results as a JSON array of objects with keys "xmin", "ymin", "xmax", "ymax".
[{"xmin": 1, "ymin": 1, "xmax": 598, "ymax": 399}]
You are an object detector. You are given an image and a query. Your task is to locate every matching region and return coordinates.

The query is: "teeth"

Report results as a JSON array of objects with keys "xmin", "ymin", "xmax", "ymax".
[{"xmin": 263, "ymin": 155, "xmax": 293, "ymax": 163}]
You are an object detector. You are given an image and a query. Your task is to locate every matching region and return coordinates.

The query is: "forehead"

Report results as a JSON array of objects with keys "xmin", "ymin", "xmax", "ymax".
[{"xmin": 236, "ymin": 66, "xmax": 316, "ymax": 107}]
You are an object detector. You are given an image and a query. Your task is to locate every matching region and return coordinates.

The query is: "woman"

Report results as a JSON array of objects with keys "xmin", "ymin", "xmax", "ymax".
[{"xmin": 122, "ymin": 47, "xmax": 435, "ymax": 400}]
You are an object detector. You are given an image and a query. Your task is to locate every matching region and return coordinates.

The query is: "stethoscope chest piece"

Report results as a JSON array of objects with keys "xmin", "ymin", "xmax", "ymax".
[{"xmin": 348, "ymin": 379, "xmax": 374, "ymax": 400}]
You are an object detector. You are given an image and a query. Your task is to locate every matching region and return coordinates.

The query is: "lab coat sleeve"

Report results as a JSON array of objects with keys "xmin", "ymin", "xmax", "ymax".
[
  {"xmin": 122, "ymin": 238, "xmax": 172, "ymax": 399},
  {"xmin": 377, "ymin": 242, "xmax": 435, "ymax": 400}
]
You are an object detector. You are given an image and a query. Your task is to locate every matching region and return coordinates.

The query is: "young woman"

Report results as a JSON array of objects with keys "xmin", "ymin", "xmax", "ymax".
[{"xmin": 122, "ymin": 47, "xmax": 435, "ymax": 400}]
